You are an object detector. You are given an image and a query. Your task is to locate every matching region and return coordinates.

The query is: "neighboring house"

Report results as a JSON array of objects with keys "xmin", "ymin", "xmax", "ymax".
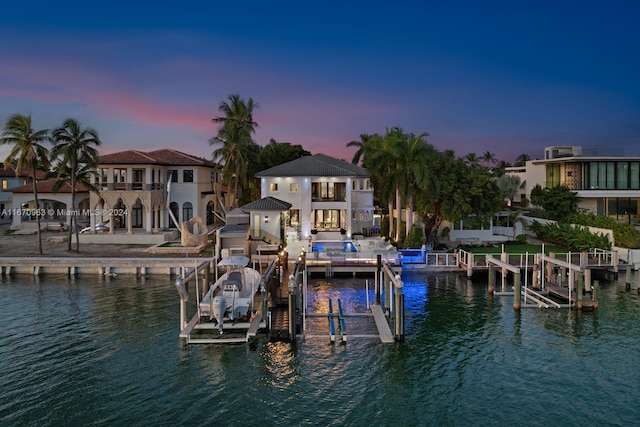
[
  {"xmin": 0, "ymin": 166, "xmax": 47, "ymax": 219},
  {"xmin": 4, "ymin": 179, "xmax": 89, "ymax": 230},
  {"xmin": 507, "ymin": 146, "xmax": 640, "ymax": 225},
  {"xmin": 88, "ymin": 149, "xmax": 226, "ymax": 235},
  {"xmin": 255, "ymin": 153, "xmax": 375, "ymax": 241}
]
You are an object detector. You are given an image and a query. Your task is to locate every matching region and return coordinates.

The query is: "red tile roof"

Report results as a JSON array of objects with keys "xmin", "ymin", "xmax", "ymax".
[
  {"xmin": 0, "ymin": 166, "xmax": 48, "ymax": 179},
  {"xmin": 5, "ymin": 179, "xmax": 90, "ymax": 194},
  {"xmin": 99, "ymin": 149, "xmax": 216, "ymax": 167}
]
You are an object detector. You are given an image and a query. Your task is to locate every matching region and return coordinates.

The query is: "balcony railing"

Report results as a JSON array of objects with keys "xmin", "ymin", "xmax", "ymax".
[
  {"xmin": 311, "ymin": 195, "xmax": 346, "ymax": 202},
  {"xmin": 99, "ymin": 183, "xmax": 164, "ymax": 191}
]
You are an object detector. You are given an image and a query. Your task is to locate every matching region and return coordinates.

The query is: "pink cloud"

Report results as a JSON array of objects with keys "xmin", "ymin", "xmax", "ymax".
[{"xmin": 1, "ymin": 58, "xmax": 213, "ymax": 132}]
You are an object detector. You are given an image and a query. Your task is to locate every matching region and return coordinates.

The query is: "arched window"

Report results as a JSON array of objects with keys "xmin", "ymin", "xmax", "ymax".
[
  {"xmin": 132, "ymin": 199, "xmax": 143, "ymax": 228},
  {"xmin": 183, "ymin": 202, "xmax": 193, "ymax": 222},
  {"xmin": 114, "ymin": 199, "xmax": 127, "ymax": 229},
  {"xmin": 169, "ymin": 202, "xmax": 179, "ymax": 228},
  {"xmin": 206, "ymin": 201, "xmax": 214, "ymax": 225}
]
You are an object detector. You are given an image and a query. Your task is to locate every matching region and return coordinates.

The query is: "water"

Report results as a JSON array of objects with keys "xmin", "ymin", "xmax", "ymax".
[{"xmin": 1, "ymin": 271, "xmax": 640, "ymax": 426}]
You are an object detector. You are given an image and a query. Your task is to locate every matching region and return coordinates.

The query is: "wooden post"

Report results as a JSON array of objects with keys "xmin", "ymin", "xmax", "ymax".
[
  {"xmin": 501, "ymin": 252, "xmax": 508, "ymax": 293},
  {"xmin": 513, "ymin": 272, "xmax": 521, "ymax": 310},
  {"xmin": 288, "ymin": 274, "xmax": 296, "ymax": 341},
  {"xmin": 592, "ymin": 280, "xmax": 599, "ymax": 310},
  {"xmin": 584, "ymin": 268, "xmax": 592, "ymax": 293},
  {"xmin": 488, "ymin": 264, "xmax": 495, "ymax": 295},
  {"xmin": 626, "ymin": 265, "xmax": 632, "ymax": 291},
  {"xmin": 576, "ymin": 271, "xmax": 583, "ymax": 311},
  {"xmin": 546, "ymin": 253, "xmax": 554, "ymax": 283},
  {"xmin": 532, "ymin": 264, "xmax": 540, "ymax": 290}
]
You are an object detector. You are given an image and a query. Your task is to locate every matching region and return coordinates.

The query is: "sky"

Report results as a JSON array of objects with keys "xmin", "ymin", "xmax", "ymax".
[{"xmin": 1, "ymin": 1, "xmax": 639, "ymax": 165}]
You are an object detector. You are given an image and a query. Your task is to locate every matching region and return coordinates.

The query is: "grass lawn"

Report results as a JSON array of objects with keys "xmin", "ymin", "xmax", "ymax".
[{"xmin": 459, "ymin": 241, "xmax": 568, "ymax": 255}]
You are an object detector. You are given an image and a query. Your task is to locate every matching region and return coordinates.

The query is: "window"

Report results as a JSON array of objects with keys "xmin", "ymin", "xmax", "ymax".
[
  {"xmin": 1, "ymin": 179, "xmax": 7, "ymax": 190},
  {"xmin": 287, "ymin": 209, "xmax": 299, "ymax": 227},
  {"xmin": 167, "ymin": 170, "xmax": 178, "ymax": 183},
  {"xmin": 289, "ymin": 183, "xmax": 298, "ymax": 192},
  {"xmin": 183, "ymin": 170, "xmax": 193, "ymax": 183},
  {"xmin": 132, "ymin": 200, "xmax": 143, "ymax": 228},
  {"xmin": 183, "ymin": 202, "xmax": 193, "ymax": 221},
  {"xmin": 132, "ymin": 169, "xmax": 144, "ymax": 190},
  {"xmin": 270, "ymin": 183, "xmax": 278, "ymax": 192},
  {"xmin": 98, "ymin": 168, "xmax": 108, "ymax": 189},
  {"xmin": 585, "ymin": 161, "xmax": 617, "ymax": 189},
  {"xmin": 545, "ymin": 164, "xmax": 560, "ymax": 187},
  {"xmin": 113, "ymin": 168, "xmax": 126, "ymax": 190},
  {"xmin": 312, "ymin": 182, "xmax": 346, "ymax": 201},
  {"xmin": 169, "ymin": 202, "xmax": 179, "ymax": 228}
]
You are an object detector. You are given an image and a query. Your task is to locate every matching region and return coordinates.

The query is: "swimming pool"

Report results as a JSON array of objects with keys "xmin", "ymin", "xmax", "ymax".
[{"xmin": 311, "ymin": 240, "xmax": 358, "ymax": 252}]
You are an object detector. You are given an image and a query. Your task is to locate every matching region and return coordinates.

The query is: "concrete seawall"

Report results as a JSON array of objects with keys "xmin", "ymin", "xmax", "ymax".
[{"xmin": 0, "ymin": 257, "xmax": 214, "ymax": 276}]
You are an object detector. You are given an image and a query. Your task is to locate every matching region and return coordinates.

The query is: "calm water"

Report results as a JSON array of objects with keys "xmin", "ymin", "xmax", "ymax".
[{"xmin": 1, "ymin": 270, "xmax": 640, "ymax": 426}]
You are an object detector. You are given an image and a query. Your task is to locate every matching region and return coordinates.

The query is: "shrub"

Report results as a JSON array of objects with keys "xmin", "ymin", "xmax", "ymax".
[
  {"xmin": 529, "ymin": 221, "xmax": 612, "ymax": 251},
  {"xmin": 515, "ymin": 234, "xmax": 527, "ymax": 243},
  {"xmin": 567, "ymin": 212, "xmax": 640, "ymax": 248},
  {"xmin": 403, "ymin": 226, "xmax": 425, "ymax": 249}
]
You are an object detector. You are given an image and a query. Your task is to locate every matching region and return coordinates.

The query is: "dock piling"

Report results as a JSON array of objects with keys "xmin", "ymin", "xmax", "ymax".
[{"xmin": 513, "ymin": 272, "xmax": 521, "ymax": 310}]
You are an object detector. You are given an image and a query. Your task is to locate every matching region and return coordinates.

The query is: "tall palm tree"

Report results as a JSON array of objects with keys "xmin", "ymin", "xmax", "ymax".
[
  {"xmin": 210, "ymin": 95, "xmax": 258, "ymax": 207},
  {"xmin": 347, "ymin": 132, "xmax": 395, "ymax": 238},
  {"xmin": 346, "ymin": 133, "xmax": 372, "ymax": 165},
  {"xmin": 0, "ymin": 114, "xmax": 50, "ymax": 254},
  {"xmin": 384, "ymin": 128, "xmax": 435, "ymax": 240},
  {"xmin": 51, "ymin": 119, "xmax": 102, "ymax": 252}
]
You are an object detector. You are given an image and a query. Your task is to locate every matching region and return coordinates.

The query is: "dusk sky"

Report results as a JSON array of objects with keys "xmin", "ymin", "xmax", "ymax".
[{"xmin": 1, "ymin": 1, "xmax": 639, "ymax": 165}]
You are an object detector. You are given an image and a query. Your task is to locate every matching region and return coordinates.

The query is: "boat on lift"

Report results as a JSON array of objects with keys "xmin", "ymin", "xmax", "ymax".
[{"xmin": 200, "ymin": 256, "xmax": 262, "ymax": 334}]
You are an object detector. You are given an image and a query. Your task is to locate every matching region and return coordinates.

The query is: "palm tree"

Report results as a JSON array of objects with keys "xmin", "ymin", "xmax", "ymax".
[
  {"xmin": 51, "ymin": 119, "xmax": 102, "ymax": 252},
  {"xmin": 495, "ymin": 174, "xmax": 524, "ymax": 207},
  {"xmin": 0, "ymin": 114, "xmax": 50, "ymax": 254},
  {"xmin": 464, "ymin": 152, "xmax": 479, "ymax": 165},
  {"xmin": 480, "ymin": 151, "xmax": 497, "ymax": 167},
  {"xmin": 384, "ymin": 128, "xmax": 435, "ymax": 240},
  {"xmin": 514, "ymin": 153, "xmax": 531, "ymax": 167},
  {"xmin": 210, "ymin": 95, "xmax": 258, "ymax": 207},
  {"xmin": 346, "ymin": 133, "xmax": 396, "ymax": 237},
  {"xmin": 346, "ymin": 133, "xmax": 372, "ymax": 165}
]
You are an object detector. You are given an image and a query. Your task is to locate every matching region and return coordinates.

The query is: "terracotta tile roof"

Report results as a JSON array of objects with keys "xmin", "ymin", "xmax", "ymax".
[
  {"xmin": 0, "ymin": 166, "xmax": 47, "ymax": 179},
  {"xmin": 98, "ymin": 150, "xmax": 160, "ymax": 164},
  {"xmin": 98, "ymin": 149, "xmax": 216, "ymax": 167},
  {"xmin": 5, "ymin": 179, "xmax": 90, "ymax": 194},
  {"xmin": 147, "ymin": 149, "xmax": 216, "ymax": 167}
]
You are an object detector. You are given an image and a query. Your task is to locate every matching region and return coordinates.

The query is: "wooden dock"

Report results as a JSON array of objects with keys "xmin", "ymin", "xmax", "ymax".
[{"xmin": 546, "ymin": 285, "xmax": 596, "ymax": 310}]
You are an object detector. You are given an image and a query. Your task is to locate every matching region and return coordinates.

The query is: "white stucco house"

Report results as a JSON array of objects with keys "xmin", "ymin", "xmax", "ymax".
[
  {"xmin": 255, "ymin": 153, "xmax": 375, "ymax": 241},
  {"xmin": 506, "ymin": 146, "xmax": 640, "ymax": 226}
]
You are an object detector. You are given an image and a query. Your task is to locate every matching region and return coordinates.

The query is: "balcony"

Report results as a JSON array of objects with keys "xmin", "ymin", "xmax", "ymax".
[
  {"xmin": 99, "ymin": 183, "xmax": 164, "ymax": 191},
  {"xmin": 311, "ymin": 195, "xmax": 346, "ymax": 202}
]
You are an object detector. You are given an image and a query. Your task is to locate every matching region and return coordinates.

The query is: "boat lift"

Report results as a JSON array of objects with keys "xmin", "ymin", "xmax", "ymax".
[{"xmin": 176, "ymin": 258, "xmax": 278, "ymax": 344}]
